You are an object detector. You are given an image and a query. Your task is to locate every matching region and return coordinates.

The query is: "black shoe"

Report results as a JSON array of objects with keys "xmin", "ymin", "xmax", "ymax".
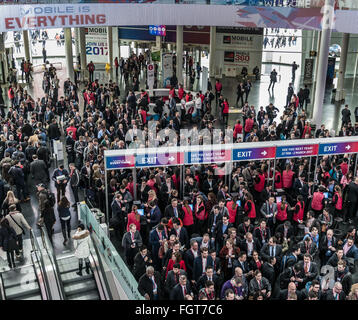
[
  {"xmin": 63, "ymin": 238, "xmax": 67, "ymax": 245},
  {"xmin": 76, "ymin": 270, "xmax": 83, "ymax": 276},
  {"xmin": 85, "ymin": 262, "xmax": 91, "ymax": 274}
]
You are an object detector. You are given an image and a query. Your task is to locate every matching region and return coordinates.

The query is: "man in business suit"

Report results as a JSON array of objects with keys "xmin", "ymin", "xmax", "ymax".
[
  {"xmin": 260, "ymin": 197, "xmax": 277, "ymax": 235},
  {"xmin": 193, "ymin": 247, "xmax": 214, "ymax": 282},
  {"xmin": 260, "ymin": 236, "xmax": 282, "ymax": 265},
  {"xmin": 207, "ymin": 206, "xmax": 223, "ymax": 239},
  {"xmin": 239, "ymin": 232, "xmax": 259, "ymax": 259},
  {"xmin": 249, "ymin": 270, "xmax": 272, "ymax": 299},
  {"xmin": 233, "ymin": 252, "xmax": 251, "ymax": 279},
  {"xmin": 279, "ymin": 263, "xmax": 305, "ymax": 290},
  {"xmin": 164, "ymin": 198, "xmax": 185, "ymax": 220},
  {"xmin": 327, "ymin": 248, "xmax": 348, "ymax": 268},
  {"xmin": 237, "ymin": 217, "xmax": 254, "ymax": 240},
  {"xmin": 133, "ymin": 245, "xmax": 153, "ymax": 281},
  {"xmin": 165, "ymin": 263, "xmax": 187, "ymax": 297},
  {"xmin": 184, "ymin": 239, "xmax": 200, "ymax": 281},
  {"xmin": 298, "ymin": 237, "xmax": 318, "ymax": 261},
  {"xmin": 202, "ymin": 175, "xmax": 218, "ymax": 196},
  {"xmin": 298, "ymin": 254, "xmax": 318, "ymax": 286},
  {"xmin": 170, "ymin": 218, "xmax": 189, "ymax": 250},
  {"xmin": 324, "ymin": 281, "xmax": 346, "ymax": 300},
  {"xmin": 160, "ymin": 175, "xmax": 176, "ymax": 208},
  {"xmin": 213, "ymin": 214, "xmax": 232, "ymax": 253},
  {"xmin": 342, "ymin": 236, "xmax": 358, "ymax": 261},
  {"xmin": 279, "ymin": 281, "xmax": 303, "ymax": 300},
  {"xmin": 149, "ymin": 224, "xmax": 166, "ymax": 271},
  {"xmin": 319, "ymin": 228, "xmax": 338, "ymax": 265},
  {"xmin": 275, "ymin": 221, "xmax": 294, "ymax": 244},
  {"xmin": 110, "ymin": 193, "xmax": 126, "ymax": 239},
  {"xmin": 122, "ymin": 223, "xmax": 143, "ymax": 269},
  {"xmin": 138, "ymin": 266, "xmax": 163, "ymax": 300},
  {"xmin": 170, "ymin": 274, "xmax": 194, "ymax": 300},
  {"xmin": 262, "ymin": 256, "xmax": 277, "ymax": 289},
  {"xmin": 253, "ymin": 219, "xmax": 271, "ymax": 250},
  {"xmin": 197, "ymin": 266, "xmax": 220, "ymax": 294}
]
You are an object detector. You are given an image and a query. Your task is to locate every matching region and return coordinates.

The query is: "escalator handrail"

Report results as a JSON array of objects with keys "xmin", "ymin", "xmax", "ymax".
[
  {"xmin": 29, "ymin": 229, "xmax": 52, "ymax": 300},
  {"xmin": 39, "ymin": 226, "xmax": 66, "ymax": 300},
  {"xmin": 89, "ymin": 233, "xmax": 113, "ymax": 300},
  {"xmin": 0, "ymin": 272, "xmax": 6, "ymax": 300},
  {"xmin": 30, "ymin": 251, "xmax": 49, "ymax": 300}
]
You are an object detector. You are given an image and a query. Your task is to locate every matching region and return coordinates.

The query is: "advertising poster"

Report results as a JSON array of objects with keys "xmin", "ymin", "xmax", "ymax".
[
  {"xmin": 162, "ymin": 53, "xmax": 173, "ymax": 88},
  {"xmin": 147, "ymin": 63, "xmax": 155, "ymax": 90},
  {"xmin": 85, "ymin": 27, "xmax": 108, "ymax": 64}
]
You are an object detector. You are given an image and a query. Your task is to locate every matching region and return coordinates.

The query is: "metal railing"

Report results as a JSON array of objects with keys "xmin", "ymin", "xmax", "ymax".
[
  {"xmin": 0, "ymin": 273, "xmax": 6, "ymax": 300},
  {"xmin": 78, "ymin": 203, "xmax": 144, "ymax": 300},
  {"xmin": 39, "ymin": 226, "xmax": 66, "ymax": 300},
  {"xmin": 29, "ymin": 229, "xmax": 52, "ymax": 300}
]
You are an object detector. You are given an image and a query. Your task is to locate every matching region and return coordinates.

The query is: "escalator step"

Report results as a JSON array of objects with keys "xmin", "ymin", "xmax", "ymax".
[
  {"xmin": 4, "ymin": 278, "xmax": 37, "ymax": 290},
  {"xmin": 67, "ymin": 290, "xmax": 100, "ymax": 300},
  {"xmin": 62, "ymin": 274, "xmax": 94, "ymax": 285},
  {"xmin": 13, "ymin": 294, "xmax": 43, "ymax": 300},
  {"xmin": 7, "ymin": 288, "xmax": 41, "ymax": 300},
  {"xmin": 64, "ymin": 280, "xmax": 97, "ymax": 298},
  {"xmin": 60, "ymin": 267, "xmax": 80, "ymax": 275}
]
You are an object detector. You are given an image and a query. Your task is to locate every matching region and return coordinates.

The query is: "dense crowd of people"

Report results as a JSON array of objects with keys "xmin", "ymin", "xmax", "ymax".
[{"xmin": 0, "ymin": 49, "xmax": 357, "ymax": 301}]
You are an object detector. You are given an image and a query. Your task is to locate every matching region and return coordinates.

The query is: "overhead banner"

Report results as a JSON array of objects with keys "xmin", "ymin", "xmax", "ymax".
[
  {"xmin": 147, "ymin": 63, "xmax": 155, "ymax": 90},
  {"xmin": 276, "ymin": 144, "xmax": 319, "ymax": 158},
  {"xmin": 1, "ymin": 4, "xmax": 357, "ymax": 34},
  {"xmin": 319, "ymin": 141, "xmax": 358, "ymax": 155}
]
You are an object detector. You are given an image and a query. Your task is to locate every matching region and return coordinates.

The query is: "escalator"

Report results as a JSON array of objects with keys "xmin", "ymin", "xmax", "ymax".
[
  {"xmin": 0, "ymin": 230, "xmax": 52, "ymax": 300},
  {"xmin": 39, "ymin": 226, "xmax": 112, "ymax": 300}
]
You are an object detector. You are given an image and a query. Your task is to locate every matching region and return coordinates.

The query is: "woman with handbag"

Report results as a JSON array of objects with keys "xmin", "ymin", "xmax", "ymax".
[
  {"xmin": 0, "ymin": 218, "xmax": 18, "ymax": 269},
  {"xmin": 5, "ymin": 204, "xmax": 31, "ymax": 258}
]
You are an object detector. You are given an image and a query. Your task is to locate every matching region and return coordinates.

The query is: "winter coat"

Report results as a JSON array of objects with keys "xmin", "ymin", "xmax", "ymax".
[{"xmin": 74, "ymin": 229, "xmax": 90, "ymax": 259}]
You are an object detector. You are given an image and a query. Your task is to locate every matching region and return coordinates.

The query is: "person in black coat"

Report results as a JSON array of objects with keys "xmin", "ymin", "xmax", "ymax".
[
  {"xmin": 319, "ymin": 229, "xmax": 338, "ymax": 265},
  {"xmin": 196, "ymin": 265, "xmax": 220, "ymax": 294},
  {"xmin": 133, "ymin": 246, "xmax": 153, "ymax": 281},
  {"xmin": 324, "ymin": 282, "xmax": 346, "ymax": 300},
  {"xmin": 169, "ymin": 218, "xmax": 189, "ymax": 249},
  {"xmin": 138, "ymin": 266, "xmax": 163, "ymax": 300},
  {"xmin": 279, "ymin": 263, "xmax": 305, "ymax": 290},
  {"xmin": 212, "ymin": 214, "xmax": 232, "ymax": 252},
  {"xmin": 165, "ymin": 264, "xmax": 187, "ymax": 297},
  {"xmin": 170, "ymin": 274, "xmax": 194, "ymax": 300},
  {"xmin": 193, "ymin": 247, "xmax": 214, "ymax": 282},
  {"xmin": 327, "ymin": 248, "xmax": 348, "ymax": 268},
  {"xmin": 164, "ymin": 199, "xmax": 185, "ymax": 221},
  {"xmin": 207, "ymin": 206, "xmax": 222, "ymax": 237},
  {"xmin": 261, "ymin": 257, "xmax": 277, "ymax": 288},
  {"xmin": 297, "ymin": 254, "xmax": 318, "ymax": 287},
  {"xmin": 0, "ymin": 219, "xmax": 18, "ymax": 268},
  {"xmin": 237, "ymin": 217, "xmax": 255, "ymax": 240},
  {"xmin": 335, "ymin": 260, "xmax": 353, "ymax": 295}
]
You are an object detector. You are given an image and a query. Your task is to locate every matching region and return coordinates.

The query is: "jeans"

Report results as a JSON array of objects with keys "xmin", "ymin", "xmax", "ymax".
[{"xmin": 60, "ymin": 218, "xmax": 71, "ymax": 239}]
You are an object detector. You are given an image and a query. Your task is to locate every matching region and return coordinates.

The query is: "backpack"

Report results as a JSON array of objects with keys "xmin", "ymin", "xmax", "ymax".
[{"xmin": 46, "ymin": 191, "xmax": 56, "ymax": 207}]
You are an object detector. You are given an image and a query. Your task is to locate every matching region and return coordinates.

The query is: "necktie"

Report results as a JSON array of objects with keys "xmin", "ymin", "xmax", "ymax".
[
  {"xmin": 131, "ymin": 232, "xmax": 134, "ymax": 242},
  {"xmin": 183, "ymin": 286, "xmax": 187, "ymax": 296},
  {"xmin": 174, "ymin": 207, "xmax": 178, "ymax": 217},
  {"xmin": 270, "ymin": 246, "xmax": 273, "ymax": 257},
  {"xmin": 304, "ymin": 263, "xmax": 308, "ymax": 273},
  {"xmin": 174, "ymin": 274, "xmax": 178, "ymax": 283}
]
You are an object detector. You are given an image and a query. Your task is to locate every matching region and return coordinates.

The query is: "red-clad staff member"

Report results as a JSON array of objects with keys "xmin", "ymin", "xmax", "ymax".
[
  {"xmin": 275, "ymin": 195, "xmax": 290, "ymax": 224},
  {"xmin": 194, "ymin": 196, "xmax": 207, "ymax": 235},
  {"xmin": 310, "ymin": 186, "xmax": 326, "ymax": 217},
  {"xmin": 292, "ymin": 195, "xmax": 305, "ymax": 234},
  {"xmin": 282, "ymin": 164, "xmax": 294, "ymax": 190},
  {"xmin": 178, "ymin": 84, "xmax": 184, "ymax": 100},
  {"xmin": 332, "ymin": 185, "xmax": 343, "ymax": 217},
  {"xmin": 182, "ymin": 200, "xmax": 194, "ymax": 237},
  {"xmin": 244, "ymin": 193, "xmax": 256, "ymax": 220},
  {"xmin": 226, "ymin": 197, "xmax": 239, "ymax": 227},
  {"xmin": 274, "ymin": 167, "xmax": 283, "ymax": 190},
  {"xmin": 222, "ymin": 98, "xmax": 229, "ymax": 125}
]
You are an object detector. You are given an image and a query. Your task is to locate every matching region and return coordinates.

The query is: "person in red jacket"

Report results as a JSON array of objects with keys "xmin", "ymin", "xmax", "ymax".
[
  {"xmin": 244, "ymin": 116, "xmax": 254, "ymax": 137},
  {"xmin": 282, "ymin": 164, "xmax": 294, "ymax": 190},
  {"xmin": 274, "ymin": 168, "xmax": 283, "ymax": 190},
  {"xmin": 226, "ymin": 197, "xmax": 238, "ymax": 226},
  {"xmin": 182, "ymin": 200, "xmax": 194, "ymax": 237},
  {"xmin": 178, "ymin": 84, "xmax": 184, "ymax": 100},
  {"xmin": 244, "ymin": 193, "xmax": 256, "ymax": 220},
  {"xmin": 165, "ymin": 251, "xmax": 186, "ymax": 278},
  {"xmin": 332, "ymin": 185, "xmax": 343, "ymax": 217},
  {"xmin": 215, "ymin": 79, "xmax": 222, "ymax": 105},
  {"xmin": 341, "ymin": 158, "xmax": 349, "ymax": 176},
  {"xmin": 222, "ymin": 98, "xmax": 229, "ymax": 125},
  {"xmin": 310, "ymin": 186, "xmax": 326, "ymax": 217},
  {"xmin": 233, "ymin": 120, "xmax": 243, "ymax": 141},
  {"xmin": 7, "ymin": 86, "xmax": 15, "ymax": 107},
  {"xmin": 114, "ymin": 57, "xmax": 119, "ymax": 77},
  {"xmin": 292, "ymin": 195, "xmax": 305, "ymax": 234},
  {"xmin": 275, "ymin": 195, "xmax": 290, "ymax": 224},
  {"xmin": 194, "ymin": 196, "xmax": 207, "ymax": 235},
  {"xmin": 127, "ymin": 205, "xmax": 141, "ymax": 232}
]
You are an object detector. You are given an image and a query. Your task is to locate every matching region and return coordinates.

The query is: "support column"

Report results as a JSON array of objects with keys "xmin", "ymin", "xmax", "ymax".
[
  {"xmin": 74, "ymin": 28, "xmax": 80, "ymax": 59},
  {"xmin": 22, "ymin": 30, "xmax": 30, "ymax": 62},
  {"xmin": 107, "ymin": 26, "xmax": 113, "ymax": 80},
  {"xmin": 335, "ymin": 33, "xmax": 350, "ymax": 101},
  {"xmin": 209, "ymin": 26, "xmax": 216, "ymax": 78},
  {"xmin": 176, "ymin": 25, "xmax": 183, "ymax": 85},
  {"xmin": 79, "ymin": 27, "xmax": 87, "ymax": 80},
  {"xmin": 64, "ymin": 28, "xmax": 74, "ymax": 82},
  {"xmin": 311, "ymin": 0, "xmax": 334, "ymax": 127}
]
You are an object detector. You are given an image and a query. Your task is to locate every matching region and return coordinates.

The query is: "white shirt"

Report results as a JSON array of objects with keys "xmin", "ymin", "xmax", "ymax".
[{"xmin": 195, "ymin": 97, "xmax": 202, "ymax": 109}]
